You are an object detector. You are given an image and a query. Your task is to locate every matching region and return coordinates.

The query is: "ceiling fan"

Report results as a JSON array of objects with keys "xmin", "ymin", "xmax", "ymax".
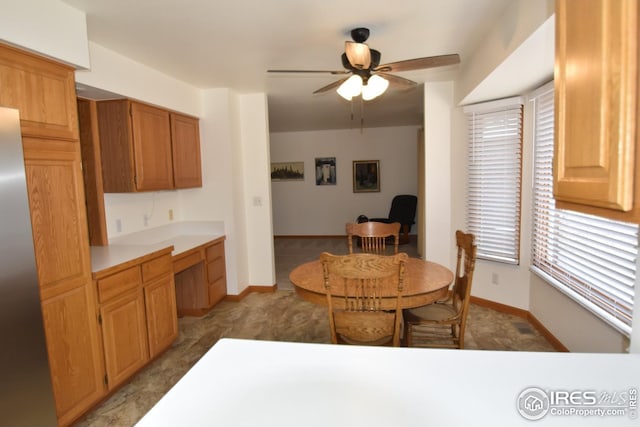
[{"xmin": 268, "ymin": 27, "xmax": 460, "ymax": 101}]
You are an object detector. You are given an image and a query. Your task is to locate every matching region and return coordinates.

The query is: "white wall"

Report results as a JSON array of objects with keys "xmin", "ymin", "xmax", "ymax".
[
  {"xmin": 423, "ymin": 82, "xmax": 454, "ymax": 268},
  {"xmin": 76, "ymin": 42, "xmax": 201, "ymax": 118},
  {"xmin": 0, "ymin": 0, "xmax": 90, "ymax": 68},
  {"xmin": 456, "ymin": 0, "xmax": 554, "ymax": 105},
  {"xmin": 182, "ymin": 88, "xmax": 242, "ymax": 294},
  {"xmin": 269, "ymin": 126, "xmax": 419, "ymax": 235},
  {"xmin": 238, "ymin": 94, "xmax": 276, "ymax": 286},
  {"xmin": 530, "ymin": 275, "xmax": 627, "ymax": 353}
]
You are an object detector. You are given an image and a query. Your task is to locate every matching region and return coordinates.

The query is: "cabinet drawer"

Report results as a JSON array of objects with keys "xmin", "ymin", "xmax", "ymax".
[
  {"xmin": 208, "ymin": 278, "xmax": 226, "ymax": 307},
  {"xmin": 97, "ymin": 266, "xmax": 142, "ymax": 303},
  {"xmin": 173, "ymin": 250, "xmax": 203, "ymax": 273},
  {"xmin": 142, "ymin": 254, "xmax": 172, "ymax": 283},
  {"xmin": 205, "ymin": 242, "xmax": 224, "ymax": 260},
  {"xmin": 206, "ymin": 258, "xmax": 225, "ymax": 284}
]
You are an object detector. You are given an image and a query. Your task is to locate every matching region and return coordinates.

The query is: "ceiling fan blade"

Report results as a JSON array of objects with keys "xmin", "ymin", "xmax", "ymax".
[
  {"xmin": 313, "ymin": 77, "xmax": 349, "ymax": 94},
  {"xmin": 376, "ymin": 72, "xmax": 418, "ymax": 88},
  {"xmin": 374, "ymin": 54, "xmax": 460, "ymax": 73},
  {"xmin": 267, "ymin": 69, "xmax": 349, "ymax": 75}
]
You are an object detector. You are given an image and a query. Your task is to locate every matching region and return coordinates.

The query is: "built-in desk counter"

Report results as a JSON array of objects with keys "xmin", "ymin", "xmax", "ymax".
[
  {"xmin": 90, "ymin": 221, "xmax": 227, "ymax": 316},
  {"xmin": 171, "ymin": 236, "xmax": 226, "ymax": 316}
]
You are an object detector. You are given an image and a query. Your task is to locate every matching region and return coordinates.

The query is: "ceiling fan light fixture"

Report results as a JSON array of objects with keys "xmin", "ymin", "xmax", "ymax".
[
  {"xmin": 361, "ymin": 74, "xmax": 389, "ymax": 101},
  {"xmin": 345, "ymin": 41, "xmax": 371, "ymax": 69},
  {"xmin": 337, "ymin": 74, "xmax": 363, "ymax": 100}
]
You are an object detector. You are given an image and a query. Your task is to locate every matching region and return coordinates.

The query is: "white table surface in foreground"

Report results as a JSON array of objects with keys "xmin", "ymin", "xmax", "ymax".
[{"xmin": 136, "ymin": 338, "xmax": 639, "ymax": 427}]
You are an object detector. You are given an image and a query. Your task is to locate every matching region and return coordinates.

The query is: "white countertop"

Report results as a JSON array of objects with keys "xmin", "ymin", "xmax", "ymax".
[
  {"xmin": 136, "ymin": 339, "xmax": 640, "ymax": 427},
  {"xmin": 90, "ymin": 221, "xmax": 225, "ymax": 272}
]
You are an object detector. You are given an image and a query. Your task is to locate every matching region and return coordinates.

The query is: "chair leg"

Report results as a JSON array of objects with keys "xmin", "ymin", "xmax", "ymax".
[{"xmin": 399, "ymin": 224, "xmax": 410, "ymax": 245}]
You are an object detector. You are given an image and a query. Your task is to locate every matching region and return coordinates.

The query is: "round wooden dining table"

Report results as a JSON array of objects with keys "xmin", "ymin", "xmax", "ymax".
[{"xmin": 289, "ymin": 257, "xmax": 454, "ymax": 309}]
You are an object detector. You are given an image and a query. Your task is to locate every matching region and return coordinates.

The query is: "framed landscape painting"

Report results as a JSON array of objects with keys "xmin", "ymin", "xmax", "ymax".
[
  {"xmin": 271, "ymin": 162, "xmax": 304, "ymax": 181},
  {"xmin": 353, "ymin": 160, "xmax": 380, "ymax": 193}
]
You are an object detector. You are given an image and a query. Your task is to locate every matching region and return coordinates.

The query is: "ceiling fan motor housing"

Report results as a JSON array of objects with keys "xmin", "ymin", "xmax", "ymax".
[{"xmin": 350, "ymin": 27, "xmax": 370, "ymax": 43}]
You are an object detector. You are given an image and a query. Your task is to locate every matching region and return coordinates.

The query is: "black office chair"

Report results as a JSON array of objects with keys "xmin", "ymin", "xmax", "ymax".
[{"xmin": 359, "ymin": 195, "xmax": 417, "ymax": 244}]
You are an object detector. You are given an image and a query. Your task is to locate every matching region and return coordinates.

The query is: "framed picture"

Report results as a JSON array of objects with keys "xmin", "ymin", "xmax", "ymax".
[
  {"xmin": 353, "ymin": 160, "xmax": 380, "ymax": 193},
  {"xmin": 315, "ymin": 157, "xmax": 336, "ymax": 185},
  {"xmin": 271, "ymin": 161, "xmax": 304, "ymax": 181}
]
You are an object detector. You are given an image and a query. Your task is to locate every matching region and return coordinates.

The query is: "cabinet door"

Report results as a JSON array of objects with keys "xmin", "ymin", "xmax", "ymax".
[
  {"xmin": 41, "ymin": 284, "xmax": 105, "ymax": 427},
  {"xmin": 96, "ymin": 100, "xmax": 137, "ymax": 192},
  {"xmin": 130, "ymin": 102, "xmax": 174, "ymax": 191},
  {"xmin": 0, "ymin": 43, "xmax": 78, "ymax": 140},
  {"xmin": 144, "ymin": 275, "xmax": 178, "ymax": 358},
  {"xmin": 171, "ymin": 113, "xmax": 202, "ymax": 188},
  {"xmin": 100, "ymin": 289, "xmax": 149, "ymax": 390},
  {"xmin": 23, "ymin": 138, "xmax": 91, "ymax": 299},
  {"xmin": 554, "ymin": 0, "xmax": 638, "ymax": 212}
]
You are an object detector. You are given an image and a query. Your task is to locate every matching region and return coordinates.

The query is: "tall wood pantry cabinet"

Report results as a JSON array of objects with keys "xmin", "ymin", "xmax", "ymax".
[
  {"xmin": 96, "ymin": 99, "xmax": 202, "ymax": 192},
  {"xmin": 0, "ymin": 43, "xmax": 105, "ymax": 426},
  {"xmin": 554, "ymin": 0, "xmax": 640, "ymax": 222}
]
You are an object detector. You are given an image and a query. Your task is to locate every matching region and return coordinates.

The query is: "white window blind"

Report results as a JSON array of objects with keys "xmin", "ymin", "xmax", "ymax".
[
  {"xmin": 465, "ymin": 98, "xmax": 523, "ymax": 264},
  {"xmin": 530, "ymin": 82, "xmax": 638, "ymax": 336}
]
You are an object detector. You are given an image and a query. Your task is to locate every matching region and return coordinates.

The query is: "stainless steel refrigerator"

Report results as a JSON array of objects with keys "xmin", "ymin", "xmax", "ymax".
[{"xmin": 0, "ymin": 106, "xmax": 58, "ymax": 426}]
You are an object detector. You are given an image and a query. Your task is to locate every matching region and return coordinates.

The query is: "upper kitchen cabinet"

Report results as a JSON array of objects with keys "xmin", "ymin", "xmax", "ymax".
[
  {"xmin": 0, "ymin": 44, "xmax": 79, "ymax": 141},
  {"xmin": 171, "ymin": 113, "xmax": 202, "ymax": 188},
  {"xmin": 98, "ymin": 100, "xmax": 173, "ymax": 192},
  {"xmin": 96, "ymin": 99, "xmax": 202, "ymax": 192},
  {"xmin": 554, "ymin": 0, "xmax": 639, "ymax": 222}
]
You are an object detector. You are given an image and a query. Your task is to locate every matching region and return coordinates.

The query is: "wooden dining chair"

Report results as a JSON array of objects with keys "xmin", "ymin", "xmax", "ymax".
[
  {"xmin": 403, "ymin": 230, "xmax": 477, "ymax": 349},
  {"xmin": 320, "ymin": 252, "xmax": 408, "ymax": 347},
  {"xmin": 346, "ymin": 221, "xmax": 401, "ymax": 255}
]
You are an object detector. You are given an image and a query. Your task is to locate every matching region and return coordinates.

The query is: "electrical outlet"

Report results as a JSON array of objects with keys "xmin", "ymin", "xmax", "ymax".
[
  {"xmin": 169, "ymin": 209, "xmax": 174, "ymax": 221},
  {"xmin": 116, "ymin": 219, "xmax": 122, "ymax": 233},
  {"xmin": 143, "ymin": 214, "xmax": 149, "ymax": 227},
  {"xmin": 491, "ymin": 273, "xmax": 499, "ymax": 285}
]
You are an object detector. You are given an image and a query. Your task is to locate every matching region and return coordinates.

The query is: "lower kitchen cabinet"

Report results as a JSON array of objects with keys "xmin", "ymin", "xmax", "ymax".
[
  {"xmin": 93, "ymin": 248, "xmax": 176, "ymax": 391},
  {"xmin": 40, "ymin": 282, "xmax": 105, "ymax": 427},
  {"xmin": 100, "ymin": 288, "xmax": 149, "ymax": 390}
]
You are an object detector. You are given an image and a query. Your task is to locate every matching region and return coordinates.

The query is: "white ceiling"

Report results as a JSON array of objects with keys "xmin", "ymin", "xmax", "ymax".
[{"xmin": 62, "ymin": 0, "xmax": 520, "ymax": 132}]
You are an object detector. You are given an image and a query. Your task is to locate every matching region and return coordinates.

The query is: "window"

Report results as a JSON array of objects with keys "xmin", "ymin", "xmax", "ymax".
[
  {"xmin": 530, "ymin": 82, "xmax": 638, "ymax": 336},
  {"xmin": 464, "ymin": 97, "xmax": 523, "ymax": 264}
]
